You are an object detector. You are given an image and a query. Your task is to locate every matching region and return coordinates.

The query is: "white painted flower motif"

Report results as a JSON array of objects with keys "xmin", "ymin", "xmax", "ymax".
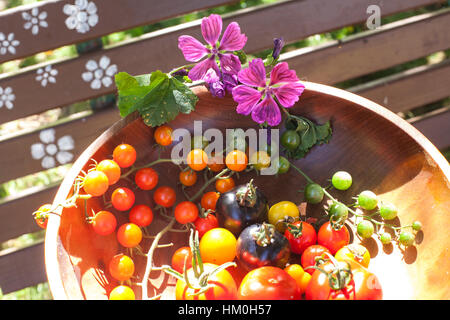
[
  {"xmin": 22, "ymin": 7, "xmax": 48, "ymax": 35},
  {"xmin": 0, "ymin": 32, "xmax": 20, "ymax": 55},
  {"xmin": 82, "ymin": 56, "xmax": 117, "ymax": 90},
  {"xmin": 31, "ymin": 129, "xmax": 75, "ymax": 169},
  {"xmin": 0, "ymin": 86, "xmax": 15, "ymax": 110},
  {"xmin": 63, "ymin": 0, "xmax": 98, "ymax": 34},
  {"xmin": 36, "ymin": 65, "xmax": 58, "ymax": 87}
]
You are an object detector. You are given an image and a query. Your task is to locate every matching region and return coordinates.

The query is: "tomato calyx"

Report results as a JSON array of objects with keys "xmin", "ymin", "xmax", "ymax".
[
  {"xmin": 199, "ymin": 207, "xmax": 214, "ymax": 219},
  {"xmin": 235, "ymin": 179, "xmax": 258, "ymax": 208},
  {"xmin": 286, "ymin": 220, "xmax": 304, "ymax": 238},
  {"xmin": 306, "ymin": 253, "xmax": 353, "ymax": 291},
  {"xmin": 251, "ymin": 222, "xmax": 276, "ymax": 247},
  {"xmin": 163, "ymin": 228, "xmax": 236, "ymax": 297}
]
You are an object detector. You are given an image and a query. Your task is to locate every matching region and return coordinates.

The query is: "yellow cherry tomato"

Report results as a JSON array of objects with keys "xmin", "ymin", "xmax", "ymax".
[
  {"xmin": 249, "ymin": 151, "xmax": 271, "ymax": 171},
  {"xmin": 109, "ymin": 285, "xmax": 135, "ymax": 300},
  {"xmin": 335, "ymin": 243, "xmax": 371, "ymax": 268},
  {"xmin": 284, "ymin": 264, "xmax": 311, "ymax": 295},
  {"xmin": 268, "ymin": 201, "xmax": 300, "ymax": 233},
  {"xmin": 200, "ymin": 228, "xmax": 237, "ymax": 265}
]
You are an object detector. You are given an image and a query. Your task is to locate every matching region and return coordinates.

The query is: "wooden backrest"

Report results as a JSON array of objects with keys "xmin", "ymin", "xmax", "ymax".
[{"xmin": 0, "ymin": 0, "xmax": 449, "ymax": 295}]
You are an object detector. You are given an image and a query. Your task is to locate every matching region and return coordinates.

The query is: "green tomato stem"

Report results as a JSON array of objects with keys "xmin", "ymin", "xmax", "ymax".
[{"xmin": 187, "ymin": 168, "xmax": 231, "ymax": 202}]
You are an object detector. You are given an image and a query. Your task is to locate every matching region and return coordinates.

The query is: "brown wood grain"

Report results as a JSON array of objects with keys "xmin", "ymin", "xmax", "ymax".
[
  {"xmin": 0, "ymin": 107, "xmax": 120, "ymax": 185},
  {"xmin": 350, "ymin": 59, "xmax": 450, "ymax": 113},
  {"xmin": 0, "ymin": 241, "xmax": 46, "ymax": 294},
  {"xmin": 0, "ymin": 0, "xmax": 240, "ymax": 64},
  {"xmin": 0, "ymin": 0, "xmax": 445, "ymax": 125},
  {"xmin": 282, "ymin": 8, "xmax": 450, "ymax": 85}
]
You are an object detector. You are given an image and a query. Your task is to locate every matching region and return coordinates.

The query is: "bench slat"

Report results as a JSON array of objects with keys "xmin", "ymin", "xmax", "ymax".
[
  {"xmin": 0, "ymin": 0, "xmax": 239, "ymax": 64},
  {"xmin": 0, "ymin": 241, "xmax": 46, "ymax": 295},
  {"xmin": 0, "ymin": 0, "xmax": 445, "ymax": 125},
  {"xmin": 410, "ymin": 107, "xmax": 450, "ymax": 150}
]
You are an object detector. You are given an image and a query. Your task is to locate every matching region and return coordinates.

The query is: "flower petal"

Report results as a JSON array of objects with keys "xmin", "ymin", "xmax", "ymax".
[
  {"xmin": 232, "ymin": 85, "xmax": 262, "ymax": 116},
  {"xmin": 251, "ymin": 95, "xmax": 281, "ymax": 126},
  {"xmin": 31, "ymin": 143, "xmax": 45, "ymax": 160},
  {"xmin": 219, "ymin": 22, "xmax": 247, "ymax": 51},
  {"xmin": 218, "ymin": 53, "xmax": 241, "ymax": 75},
  {"xmin": 188, "ymin": 57, "xmax": 219, "ymax": 81},
  {"xmin": 269, "ymin": 62, "xmax": 299, "ymax": 85},
  {"xmin": 39, "ymin": 128, "xmax": 55, "ymax": 144},
  {"xmin": 273, "ymin": 82, "xmax": 305, "ymax": 108},
  {"xmin": 178, "ymin": 35, "xmax": 208, "ymax": 62},
  {"xmin": 201, "ymin": 14, "xmax": 222, "ymax": 46},
  {"xmin": 237, "ymin": 58, "xmax": 266, "ymax": 88},
  {"xmin": 57, "ymin": 135, "xmax": 75, "ymax": 151},
  {"xmin": 56, "ymin": 151, "xmax": 74, "ymax": 165}
]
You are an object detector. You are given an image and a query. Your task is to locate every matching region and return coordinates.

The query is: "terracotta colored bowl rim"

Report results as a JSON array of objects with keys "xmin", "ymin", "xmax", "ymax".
[{"xmin": 44, "ymin": 81, "xmax": 450, "ymax": 300}]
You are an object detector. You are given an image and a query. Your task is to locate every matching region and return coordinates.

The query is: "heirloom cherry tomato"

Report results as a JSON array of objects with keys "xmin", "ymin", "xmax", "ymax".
[
  {"xmin": 284, "ymin": 221, "xmax": 317, "ymax": 255},
  {"xmin": 200, "ymin": 191, "xmax": 220, "ymax": 211},
  {"xmin": 200, "ymin": 228, "xmax": 237, "ymax": 265},
  {"xmin": 301, "ymin": 244, "xmax": 331, "ymax": 275},
  {"xmin": 153, "ymin": 186, "xmax": 176, "ymax": 208},
  {"xmin": 108, "ymin": 254, "xmax": 135, "ymax": 281},
  {"xmin": 335, "ymin": 244, "xmax": 371, "ymax": 268},
  {"xmin": 91, "ymin": 210, "xmax": 117, "ymax": 236},
  {"xmin": 187, "ymin": 149, "xmax": 208, "ymax": 171},
  {"xmin": 175, "ymin": 263, "xmax": 237, "ymax": 300},
  {"xmin": 135, "ymin": 167, "xmax": 159, "ymax": 190},
  {"xmin": 225, "ymin": 150, "xmax": 248, "ymax": 172},
  {"xmin": 174, "ymin": 201, "xmax": 199, "ymax": 224},
  {"xmin": 238, "ymin": 266, "xmax": 300, "ymax": 300},
  {"xmin": 305, "ymin": 258, "xmax": 382, "ymax": 300},
  {"xmin": 268, "ymin": 201, "xmax": 300, "ymax": 233},
  {"xmin": 154, "ymin": 125, "xmax": 173, "ymax": 146},
  {"xmin": 179, "ymin": 170, "xmax": 197, "ymax": 187},
  {"xmin": 111, "ymin": 187, "xmax": 135, "ymax": 211},
  {"xmin": 96, "ymin": 159, "xmax": 121, "ymax": 185},
  {"xmin": 83, "ymin": 170, "xmax": 109, "ymax": 197},
  {"xmin": 113, "ymin": 144, "xmax": 136, "ymax": 168},
  {"xmin": 109, "ymin": 285, "xmax": 135, "ymax": 300},
  {"xmin": 317, "ymin": 221, "xmax": 350, "ymax": 255},
  {"xmin": 194, "ymin": 213, "xmax": 219, "ymax": 238},
  {"xmin": 129, "ymin": 204, "xmax": 153, "ymax": 227},
  {"xmin": 117, "ymin": 223, "xmax": 142, "ymax": 248},
  {"xmin": 171, "ymin": 246, "xmax": 193, "ymax": 274},
  {"xmin": 215, "ymin": 177, "xmax": 235, "ymax": 193}
]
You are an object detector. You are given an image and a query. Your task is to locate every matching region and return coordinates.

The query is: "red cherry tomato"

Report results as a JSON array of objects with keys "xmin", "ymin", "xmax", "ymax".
[
  {"xmin": 317, "ymin": 221, "xmax": 350, "ymax": 255},
  {"xmin": 174, "ymin": 201, "xmax": 199, "ymax": 224},
  {"xmin": 129, "ymin": 204, "xmax": 153, "ymax": 227},
  {"xmin": 91, "ymin": 210, "xmax": 117, "ymax": 235},
  {"xmin": 154, "ymin": 125, "xmax": 173, "ymax": 146},
  {"xmin": 111, "ymin": 187, "xmax": 135, "ymax": 211},
  {"xmin": 194, "ymin": 213, "xmax": 219, "ymax": 238},
  {"xmin": 200, "ymin": 191, "xmax": 220, "ymax": 211},
  {"xmin": 153, "ymin": 186, "xmax": 176, "ymax": 208},
  {"xmin": 171, "ymin": 246, "xmax": 193, "ymax": 274},
  {"xmin": 238, "ymin": 266, "xmax": 300, "ymax": 300},
  {"xmin": 134, "ymin": 167, "xmax": 158, "ymax": 190},
  {"xmin": 113, "ymin": 144, "xmax": 136, "ymax": 168},
  {"xmin": 284, "ymin": 221, "xmax": 317, "ymax": 255},
  {"xmin": 301, "ymin": 244, "xmax": 331, "ymax": 275}
]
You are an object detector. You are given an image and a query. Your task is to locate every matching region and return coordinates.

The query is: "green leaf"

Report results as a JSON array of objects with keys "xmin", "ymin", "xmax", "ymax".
[{"xmin": 115, "ymin": 71, "xmax": 198, "ymax": 127}]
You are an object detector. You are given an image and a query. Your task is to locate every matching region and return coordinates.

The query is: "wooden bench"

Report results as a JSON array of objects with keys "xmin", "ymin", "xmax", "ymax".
[{"xmin": 0, "ymin": 0, "xmax": 449, "ymax": 295}]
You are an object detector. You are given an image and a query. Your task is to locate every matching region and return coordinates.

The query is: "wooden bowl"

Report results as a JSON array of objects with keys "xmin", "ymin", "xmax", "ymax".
[{"xmin": 44, "ymin": 83, "xmax": 450, "ymax": 300}]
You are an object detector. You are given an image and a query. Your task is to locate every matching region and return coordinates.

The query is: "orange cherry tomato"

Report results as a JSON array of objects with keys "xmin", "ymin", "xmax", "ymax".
[
  {"xmin": 171, "ymin": 246, "xmax": 193, "ymax": 274},
  {"xmin": 215, "ymin": 177, "xmax": 235, "ymax": 193},
  {"xmin": 179, "ymin": 170, "xmax": 197, "ymax": 187},
  {"xmin": 83, "ymin": 170, "xmax": 109, "ymax": 197},
  {"xmin": 187, "ymin": 149, "xmax": 208, "ymax": 171},
  {"xmin": 109, "ymin": 254, "xmax": 135, "ymax": 282},
  {"xmin": 225, "ymin": 150, "xmax": 248, "ymax": 172},
  {"xmin": 207, "ymin": 153, "xmax": 225, "ymax": 172},
  {"xmin": 117, "ymin": 223, "xmax": 142, "ymax": 248},
  {"xmin": 154, "ymin": 125, "xmax": 173, "ymax": 146},
  {"xmin": 96, "ymin": 159, "xmax": 121, "ymax": 185},
  {"xmin": 109, "ymin": 285, "xmax": 135, "ymax": 300},
  {"xmin": 200, "ymin": 191, "xmax": 220, "ymax": 211},
  {"xmin": 113, "ymin": 144, "xmax": 136, "ymax": 168}
]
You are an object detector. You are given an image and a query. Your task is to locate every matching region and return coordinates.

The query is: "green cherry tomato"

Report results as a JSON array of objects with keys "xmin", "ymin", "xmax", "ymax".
[
  {"xmin": 331, "ymin": 171, "xmax": 353, "ymax": 191},
  {"xmin": 357, "ymin": 190, "xmax": 378, "ymax": 210},
  {"xmin": 277, "ymin": 156, "xmax": 290, "ymax": 174},
  {"xmin": 328, "ymin": 202, "xmax": 348, "ymax": 223},
  {"xmin": 304, "ymin": 183, "xmax": 324, "ymax": 204},
  {"xmin": 281, "ymin": 130, "xmax": 301, "ymax": 151},
  {"xmin": 357, "ymin": 220, "xmax": 374, "ymax": 239},
  {"xmin": 412, "ymin": 221, "xmax": 422, "ymax": 232},
  {"xmin": 379, "ymin": 202, "xmax": 398, "ymax": 220},
  {"xmin": 380, "ymin": 232, "xmax": 392, "ymax": 245},
  {"xmin": 398, "ymin": 231, "xmax": 415, "ymax": 247}
]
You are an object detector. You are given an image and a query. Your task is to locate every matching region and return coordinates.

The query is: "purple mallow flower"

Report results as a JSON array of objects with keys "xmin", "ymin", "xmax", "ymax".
[
  {"xmin": 232, "ymin": 58, "xmax": 305, "ymax": 126},
  {"xmin": 178, "ymin": 14, "xmax": 247, "ymax": 81}
]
